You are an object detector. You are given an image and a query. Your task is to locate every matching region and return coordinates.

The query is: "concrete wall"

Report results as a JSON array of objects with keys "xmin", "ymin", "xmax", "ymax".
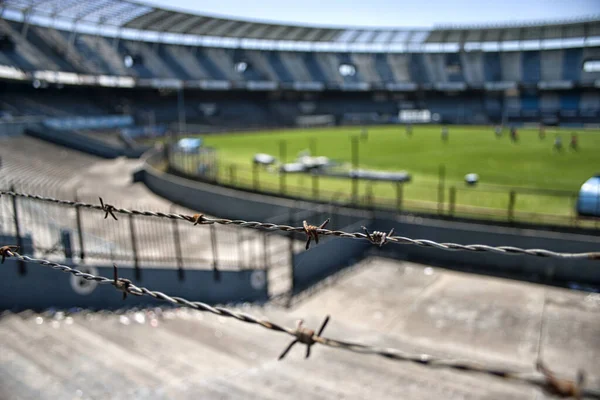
[
  {"xmin": 292, "ymin": 219, "xmax": 371, "ymax": 293},
  {"xmin": 0, "ymin": 258, "xmax": 268, "ymax": 311},
  {"xmin": 24, "ymin": 127, "xmax": 147, "ymax": 159},
  {"xmin": 373, "ymin": 212, "xmax": 600, "ymax": 287},
  {"xmin": 138, "ymin": 150, "xmax": 600, "ymax": 290}
]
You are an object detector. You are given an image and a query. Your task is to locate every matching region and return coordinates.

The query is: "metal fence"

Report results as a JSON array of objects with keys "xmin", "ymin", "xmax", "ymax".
[
  {"xmin": 0, "ymin": 181, "xmax": 272, "ymax": 276},
  {"xmin": 0, "ymin": 181, "xmax": 371, "ymax": 299},
  {"xmin": 167, "ymin": 146, "xmax": 600, "ymax": 230}
]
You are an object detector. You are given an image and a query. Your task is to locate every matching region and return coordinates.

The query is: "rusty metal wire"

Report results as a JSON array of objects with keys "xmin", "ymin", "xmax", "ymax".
[
  {"xmin": 3, "ymin": 249, "xmax": 600, "ymax": 399},
  {"xmin": 1, "ymin": 190, "xmax": 599, "ymax": 260}
]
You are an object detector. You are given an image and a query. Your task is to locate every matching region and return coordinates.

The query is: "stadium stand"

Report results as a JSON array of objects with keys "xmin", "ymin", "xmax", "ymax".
[{"xmin": 0, "ymin": 1, "xmax": 598, "ymax": 126}]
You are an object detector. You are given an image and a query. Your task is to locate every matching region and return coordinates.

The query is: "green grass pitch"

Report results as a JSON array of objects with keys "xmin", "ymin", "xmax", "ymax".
[{"xmin": 197, "ymin": 125, "xmax": 600, "ymax": 223}]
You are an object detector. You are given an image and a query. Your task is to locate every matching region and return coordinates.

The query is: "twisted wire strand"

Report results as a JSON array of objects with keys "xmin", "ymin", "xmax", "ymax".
[
  {"xmin": 2, "ymin": 190, "xmax": 599, "ymax": 260},
  {"xmin": 5, "ymin": 250, "xmax": 600, "ymax": 399}
]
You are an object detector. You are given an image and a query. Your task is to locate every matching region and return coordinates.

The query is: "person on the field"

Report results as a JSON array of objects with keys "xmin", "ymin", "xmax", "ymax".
[
  {"xmin": 570, "ymin": 133, "xmax": 578, "ymax": 150},
  {"xmin": 441, "ymin": 126, "xmax": 448, "ymax": 142},
  {"xmin": 494, "ymin": 125, "xmax": 502, "ymax": 137},
  {"xmin": 510, "ymin": 127, "xmax": 518, "ymax": 142},
  {"xmin": 554, "ymin": 135, "xmax": 562, "ymax": 151}
]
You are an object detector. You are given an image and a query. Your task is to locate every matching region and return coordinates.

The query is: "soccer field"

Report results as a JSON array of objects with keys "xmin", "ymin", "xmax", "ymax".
[{"xmin": 197, "ymin": 125, "xmax": 600, "ymax": 223}]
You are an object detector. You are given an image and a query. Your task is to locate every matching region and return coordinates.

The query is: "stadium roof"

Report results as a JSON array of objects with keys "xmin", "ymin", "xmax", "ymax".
[{"xmin": 2, "ymin": 0, "xmax": 600, "ymax": 51}]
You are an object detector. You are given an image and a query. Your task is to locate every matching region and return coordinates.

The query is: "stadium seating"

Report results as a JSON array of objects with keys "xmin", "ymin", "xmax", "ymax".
[
  {"xmin": 302, "ymin": 52, "xmax": 329, "ymax": 82},
  {"xmin": 374, "ymin": 54, "xmax": 395, "ymax": 83},
  {"xmin": 0, "ymin": 17, "xmax": 599, "ymax": 125},
  {"xmin": 521, "ymin": 51, "xmax": 541, "ymax": 85},
  {"xmin": 540, "ymin": 50, "xmax": 563, "ymax": 82},
  {"xmin": 483, "ymin": 53, "xmax": 502, "ymax": 82},
  {"xmin": 562, "ymin": 48, "xmax": 582, "ymax": 81}
]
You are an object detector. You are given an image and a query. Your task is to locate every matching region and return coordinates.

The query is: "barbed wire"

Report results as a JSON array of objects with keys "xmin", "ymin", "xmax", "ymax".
[
  {"xmin": 1, "ymin": 247, "xmax": 598, "ymax": 399},
  {"xmin": 1, "ymin": 190, "xmax": 599, "ymax": 260}
]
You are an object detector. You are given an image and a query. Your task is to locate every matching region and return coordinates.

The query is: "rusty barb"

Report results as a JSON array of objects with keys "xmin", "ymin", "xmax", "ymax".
[
  {"xmin": 190, "ymin": 213, "xmax": 205, "ymax": 226},
  {"xmin": 303, "ymin": 218, "xmax": 330, "ymax": 250},
  {"xmin": 362, "ymin": 226, "xmax": 394, "ymax": 247},
  {"xmin": 537, "ymin": 360, "xmax": 585, "ymax": 399},
  {"xmin": 0, "ymin": 245, "xmax": 18, "ymax": 263},
  {"xmin": 113, "ymin": 264, "xmax": 134, "ymax": 300},
  {"xmin": 99, "ymin": 197, "xmax": 118, "ymax": 220},
  {"xmin": 279, "ymin": 316, "xmax": 330, "ymax": 360}
]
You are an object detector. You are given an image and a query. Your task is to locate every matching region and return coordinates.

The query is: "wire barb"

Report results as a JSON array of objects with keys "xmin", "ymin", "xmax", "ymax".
[
  {"xmin": 362, "ymin": 226, "xmax": 394, "ymax": 247},
  {"xmin": 190, "ymin": 214, "xmax": 205, "ymax": 226},
  {"xmin": 99, "ymin": 197, "xmax": 118, "ymax": 220},
  {"xmin": 303, "ymin": 219, "xmax": 330, "ymax": 250},
  {"xmin": 279, "ymin": 316, "xmax": 330, "ymax": 360},
  {"xmin": 537, "ymin": 360, "xmax": 585, "ymax": 399},
  {"xmin": 113, "ymin": 264, "xmax": 133, "ymax": 300},
  {"xmin": 0, "ymin": 245, "xmax": 18, "ymax": 264}
]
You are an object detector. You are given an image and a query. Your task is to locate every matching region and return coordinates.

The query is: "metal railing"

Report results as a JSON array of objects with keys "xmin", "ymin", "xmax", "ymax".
[{"xmin": 167, "ymin": 147, "xmax": 600, "ymax": 230}]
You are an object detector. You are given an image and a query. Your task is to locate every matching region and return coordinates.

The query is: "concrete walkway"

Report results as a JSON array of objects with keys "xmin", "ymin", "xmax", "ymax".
[{"xmin": 1, "ymin": 257, "xmax": 598, "ymax": 399}]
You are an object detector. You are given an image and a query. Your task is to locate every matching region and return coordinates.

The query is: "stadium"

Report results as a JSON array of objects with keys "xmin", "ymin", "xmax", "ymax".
[{"xmin": 0, "ymin": 0, "xmax": 599, "ymax": 399}]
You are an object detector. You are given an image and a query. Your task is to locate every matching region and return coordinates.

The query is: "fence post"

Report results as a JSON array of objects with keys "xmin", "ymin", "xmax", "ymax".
[
  {"xmin": 396, "ymin": 182, "xmax": 403, "ymax": 213},
  {"xmin": 210, "ymin": 224, "xmax": 220, "ymax": 281},
  {"xmin": 61, "ymin": 230, "xmax": 73, "ymax": 261},
  {"xmin": 128, "ymin": 214, "xmax": 141, "ymax": 281},
  {"xmin": 229, "ymin": 164, "xmax": 237, "ymax": 186},
  {"xmin": 366, "ymin": 182, "xmax": 374, "ymax": 209},
  {"xmin": 74, "ymin": 191, "xmax": 85, "ymax": 261},
  {"xmin": 279, "ymin": 140, "xmax": 287, "ymax": 195},
  {"xmin": 287, "ymin": 207, "xmax": 295, "ymax": 307},
  {"xmin": 237, "ymin": 229, "xmax": 245, "ymax": 270},
  {"xmin": 170, "ymin": 205, "xmax": 184, "ymax": 281},
  {"xmin": 570, "ymin": 193, "xmax": 577, "ymax": 227},
  {"xmin": 508, "ymin": 190, "xmax": 516, "ymax": 222},
  {"xmin": 351, "ymin": 136, "xmax": 359, "ymax": 205},
  {"xmin": 263, "ymin": 231, "xmax": 269, "ymax": 269},
  {"xmin": 449, "ymin": 186, "xmax": 456, "ymax": 217},
  {"xmin": 312, "ymin": 173, "xmax": 319, "ymax": 200},
  {"xmin": 10, "ymin": 184, "xmax": 25, "ymax": 275},
  {"xmin": 437, "ymin": 165, "xmax": 446, "ymax": 215}
]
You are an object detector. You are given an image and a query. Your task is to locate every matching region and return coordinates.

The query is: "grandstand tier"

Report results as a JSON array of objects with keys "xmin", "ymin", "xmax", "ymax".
[{"xmin": 0, "ymin": 3, "xmax": 599, "ymax": 124}]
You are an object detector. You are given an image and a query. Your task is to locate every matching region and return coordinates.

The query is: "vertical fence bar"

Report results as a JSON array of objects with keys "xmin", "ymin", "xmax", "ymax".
[
  {"xmin": 237, "ymin": 229, "xmax": 244, "ymax": 270},
  {"xmin": 351, "ymin": 136, "xmax": 359, "ymax": 205},
  {"xmin": 210, "ymin": 224, "xmax": 220, "ymax": 281},
  {"xmin": 449, "ymin": 186, "xmax": 456, "ymax": 217},
  {"xmin": 570, "ymin": 193, "xmax": 577, "ymax": 227},
  {"xmin": 437, "ymin": 165, "xmax": 446, "ymax": 215},
  {"xmin": 129, "ymin": 214, "xmax": 141, "ymax": 281},
  {"xmin": 312, "ymin": 173, "xmax": 319, "ymax": 200},
  {"xmin": 10, "ymin": 184, "xmax": 25, "ymax": 275},
  {"xmin": 61, "ymin": 230, "xmax": 73, "ymax": 261},
  {"xmin": 366, "ymin": 182, "xmax": 373, "ymax": 209},
  {"xmin": 287, "ymin": 207, "xmax": 295, "ymax": 306},
  {"xmin": 508, "ymin": 190, "xmax": 516, "ymax": 222},
  {"xmin": 263, "ymin": 230, "xmax": 269, "ymax": 270},
  {"xmin": 396, "ymin": 182, "xmax": 403, "ymax": 213},
  {"xmin": 279, "ymin": 140, "xmax": 287, "ymax": 195},
  {"xmin": 170, "ymin": 205, "xmax": 184, "ymax": 281},
  {"xmin": 74, "ymin": 191, "xmax": 85, "ymax": 261}
]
